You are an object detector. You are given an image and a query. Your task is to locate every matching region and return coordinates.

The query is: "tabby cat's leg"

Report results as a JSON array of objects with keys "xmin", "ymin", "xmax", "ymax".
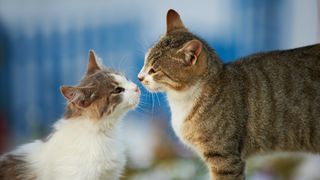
[{"xmin": 203, "ymin": 151, "xmax": 245, "ymax": 180}]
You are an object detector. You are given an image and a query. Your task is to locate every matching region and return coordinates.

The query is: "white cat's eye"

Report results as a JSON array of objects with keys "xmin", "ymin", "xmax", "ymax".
[
  {"xmin": 148, "ymin": 68, "xmax": 156, "ymax": 75},
  {"xmin": 113, "ymin": 87, "xmax": 125, "ymax": 94}
]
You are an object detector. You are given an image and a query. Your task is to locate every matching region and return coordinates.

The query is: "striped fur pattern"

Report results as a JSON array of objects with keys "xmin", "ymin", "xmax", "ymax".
[{"xmin": 139, "ymin": 9, "xmax": 320, "ymax": 180}]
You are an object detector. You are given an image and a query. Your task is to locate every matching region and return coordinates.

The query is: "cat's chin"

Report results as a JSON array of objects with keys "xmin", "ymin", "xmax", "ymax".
[
  {"xmin": 123, "ymin": 97, "xmax": 140, "ymax": 110},
  {"xmin": 128, "ymin": 101, "xmax": 139, "ymax": 109}
]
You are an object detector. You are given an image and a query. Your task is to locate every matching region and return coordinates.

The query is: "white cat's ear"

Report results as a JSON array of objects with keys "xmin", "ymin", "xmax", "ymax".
[
  {"xmin": 166, "ymin": 9, "xmax": 187, "ymax": 34},
  {"xmin": 60, "ymin": 86, "xmax": 93, "ymax": 108},
  {"xmin": 87, "ymin": 50, "xmax": 101, "ymax": 75},
  {"xmin": 178, "ymin": 39, "xmax": 202, "ymax": 65}
]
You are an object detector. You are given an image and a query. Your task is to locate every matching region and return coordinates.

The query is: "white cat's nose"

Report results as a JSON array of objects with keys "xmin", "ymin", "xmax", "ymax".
[{"xmin": 134, "ymin": 86, "xmax": 140, "ymax": 93}]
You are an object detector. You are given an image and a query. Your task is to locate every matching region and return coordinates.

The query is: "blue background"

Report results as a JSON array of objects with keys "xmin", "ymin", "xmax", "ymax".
[{"xmin": 0, "ymin": 0, "xmax": 319, "ymax": 179}]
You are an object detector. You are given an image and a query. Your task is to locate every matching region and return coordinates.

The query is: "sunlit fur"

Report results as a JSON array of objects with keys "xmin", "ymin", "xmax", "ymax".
[{"xmin": 0, "ymin": 50, "xmax": 140, "ymax": 180}]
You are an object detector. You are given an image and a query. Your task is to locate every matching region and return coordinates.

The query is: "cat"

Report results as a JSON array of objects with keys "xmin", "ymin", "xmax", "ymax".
[
  {"xmin": 0, "ymin": 50, "xmax": 140, "ymax": 180},
  {"xmin": 138, "ymin": 9, "xmax": 320, "ymax": 180}
]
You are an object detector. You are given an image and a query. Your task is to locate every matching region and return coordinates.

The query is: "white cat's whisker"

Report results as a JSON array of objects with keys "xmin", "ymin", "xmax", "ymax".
[
  {"xmin": 135, "ymin": 105, "xmax": 152, "ymax": 115},
  {"xmin": 117, "ymin": 55, "xmax": 129, "ymax": 72}
]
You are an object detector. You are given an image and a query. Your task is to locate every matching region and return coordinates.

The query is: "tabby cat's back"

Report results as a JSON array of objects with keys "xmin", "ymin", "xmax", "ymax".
[
  {"xmin": 235, "ymin": 44, "xmax": 320, "ymax": 68},
  {"xmin": 230, "ymin": 44, "xmax": 320, "ymax": 155}
]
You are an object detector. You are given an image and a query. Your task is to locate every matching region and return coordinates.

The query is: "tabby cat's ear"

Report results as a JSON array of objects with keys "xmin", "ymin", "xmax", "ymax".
[
  {"xmin": 60, "ymin": 86, "xmax": 94, "ymax": 108},
  {"xmin": 178, "ymin": 39, "xmax": 202, "ymax": 65},
  {"xmin": 87, "ymin": 50, "xmax": 101, "ymax": 75},
  {"xmin": 166, "ymin": 9, "xmax": 187, "ymax": 34}
]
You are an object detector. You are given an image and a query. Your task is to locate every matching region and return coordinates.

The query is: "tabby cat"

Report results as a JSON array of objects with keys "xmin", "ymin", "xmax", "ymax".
[
  {"xmin": 138, "ymin": 9, "xmax": 320, "ymax": 180},
  {"xmin": 0, "ymin": 50, "xmax": 140, "ymax": 180}
]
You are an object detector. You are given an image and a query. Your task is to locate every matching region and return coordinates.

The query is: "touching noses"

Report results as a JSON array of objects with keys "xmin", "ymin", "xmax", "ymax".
[{"xmin": 138, "ymin": 73, "xmax": 145, "ymax": 82}]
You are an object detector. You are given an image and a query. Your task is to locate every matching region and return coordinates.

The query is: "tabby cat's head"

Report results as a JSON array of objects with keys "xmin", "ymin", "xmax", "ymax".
[
  {"xmin": 138, "ymin": 9, "xmax": 221, "ymax": 93},
  {"xmin": 61, "ymin": 50, "xmax": 140, "ymax": 121}
]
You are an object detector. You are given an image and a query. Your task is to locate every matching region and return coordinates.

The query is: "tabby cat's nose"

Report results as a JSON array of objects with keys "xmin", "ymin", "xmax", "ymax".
[{"xmin": 138, "ymin": 74, "xmax": 145, "ymax": 81}]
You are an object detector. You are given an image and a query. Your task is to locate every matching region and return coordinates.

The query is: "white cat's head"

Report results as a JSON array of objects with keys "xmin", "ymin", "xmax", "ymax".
[{"xmin": 61, "ymin": 50, "xmax": 140, "ymax": 121}]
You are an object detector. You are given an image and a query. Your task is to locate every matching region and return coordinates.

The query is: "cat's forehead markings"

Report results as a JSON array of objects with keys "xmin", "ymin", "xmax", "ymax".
[{"xmin": 111, "ymin": 74, "xmax": 127, "ymax": 86}]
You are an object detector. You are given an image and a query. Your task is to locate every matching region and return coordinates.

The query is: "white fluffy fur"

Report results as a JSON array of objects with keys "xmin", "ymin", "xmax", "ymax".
[
  {"xmin": 9, "ymin": 74, "xmax": 140, "ymax": 180},
  {"xmin": 13, "ymin": 116, "xmax": 125, "ymax": 180}
]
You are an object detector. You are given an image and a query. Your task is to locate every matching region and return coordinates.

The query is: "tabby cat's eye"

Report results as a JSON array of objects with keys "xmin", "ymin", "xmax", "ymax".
[
  {"xmin": 148, "ymin": 68, "xmax": 156, "ymax": 75},
  {"xmin": 113, "ymin": 87, "xmax": 125, "ymax": 94}
]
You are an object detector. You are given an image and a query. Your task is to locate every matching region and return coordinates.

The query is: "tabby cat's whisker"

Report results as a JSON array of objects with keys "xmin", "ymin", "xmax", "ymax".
[
  {"xmin": 155, "ymin": 93, "xmax": 161, "ymax": 107},
  {"xmin": 151, "ymin": 93, "xmax": 155, "ymax": 121}
]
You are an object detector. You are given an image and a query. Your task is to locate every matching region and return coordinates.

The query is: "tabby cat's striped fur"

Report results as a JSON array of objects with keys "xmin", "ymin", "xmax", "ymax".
[{"xmin": 138, "ymin": 9, "xmax": 320, "ymax": 180}]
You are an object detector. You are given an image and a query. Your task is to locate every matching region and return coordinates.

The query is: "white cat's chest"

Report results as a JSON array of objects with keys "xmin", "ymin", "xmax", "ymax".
[
  {"xmin": 52, "ymin": 135, "xmax": 124, "ymax": 180},
  {"xmin": 20, "ymin": 119, "xmax": 126, "ymax": 180}
]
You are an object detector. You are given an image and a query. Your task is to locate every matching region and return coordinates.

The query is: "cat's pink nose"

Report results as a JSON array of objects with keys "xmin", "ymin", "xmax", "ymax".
[{"xmin": 134, "ymin": 86, "xmax": 140, "ymax": 93}]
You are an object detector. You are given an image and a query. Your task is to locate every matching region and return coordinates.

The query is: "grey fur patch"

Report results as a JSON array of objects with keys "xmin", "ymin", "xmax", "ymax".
[{"xmin": 0, "ymin": 154, "xmax": 35, "ymax": 180}]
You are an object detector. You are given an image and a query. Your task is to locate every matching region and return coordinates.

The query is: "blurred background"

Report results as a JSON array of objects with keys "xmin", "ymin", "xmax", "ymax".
[{"xmin": 0, "ymin": 0, "xmax": 319, "ymax": 179}]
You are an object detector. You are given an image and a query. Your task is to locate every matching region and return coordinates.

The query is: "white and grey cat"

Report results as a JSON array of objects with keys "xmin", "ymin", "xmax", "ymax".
[{"xmin": 0, "ymin": 50, "xmax": 140, "ymax": 180}]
